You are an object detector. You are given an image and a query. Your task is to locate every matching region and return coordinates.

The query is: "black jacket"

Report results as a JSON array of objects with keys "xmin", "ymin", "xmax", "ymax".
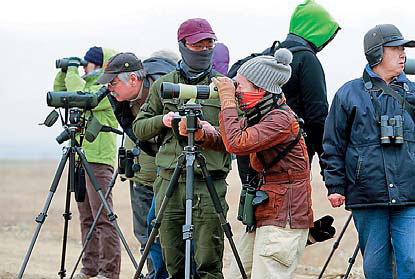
[{"xmin": 279, "ymin": 39, "xmax": 328, "ymax": 164}]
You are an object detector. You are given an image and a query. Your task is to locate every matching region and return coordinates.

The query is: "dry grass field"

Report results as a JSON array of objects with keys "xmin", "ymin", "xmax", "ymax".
[{"xmin": 0, "ymin": 159, "xmax": 363, "ymax": 278}]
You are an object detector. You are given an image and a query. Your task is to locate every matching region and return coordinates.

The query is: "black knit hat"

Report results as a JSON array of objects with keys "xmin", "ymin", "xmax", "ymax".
[{"xmin": 84, "ymin": 46, "xmax": 104, "ymax": 66}]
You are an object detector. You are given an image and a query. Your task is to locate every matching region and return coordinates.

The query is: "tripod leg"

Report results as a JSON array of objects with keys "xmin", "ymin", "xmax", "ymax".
[
  {"xmin": 318, "ymin": 213, "xmax": 353, "ymax": 279},
  {"xmin": 58, "ymin": 147, "xmax": 77, "ymax": 278},
  {"xmin": 133, "ymin": 155, "xmax": 185, "ymax": 279},
  {"xmin": 69, "ymin": 170, "xmax": 119, "ymax": 279},
  {"xmin": 184, "ymin": 149, "xmax": 196, "ymax": 279},
  {"xmin": 75, "ymin": 147, "xmax": 138, "ymax": 270},
  {"xmin": 344, "ymin": 243, "xmax": 360, "ymax": 279},
  {"xmin": 196, "ymin": 155, "xmax": 248, "ymax": 279},
  {"xmin": 18, "ymin": 148, "xmax": 70, "ymax": 279}
]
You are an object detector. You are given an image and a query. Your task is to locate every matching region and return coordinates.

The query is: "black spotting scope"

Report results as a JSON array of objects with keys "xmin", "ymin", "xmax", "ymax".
[{"xmin": 47, "ymin": 86, "xmax": 110, "ymax": 110}]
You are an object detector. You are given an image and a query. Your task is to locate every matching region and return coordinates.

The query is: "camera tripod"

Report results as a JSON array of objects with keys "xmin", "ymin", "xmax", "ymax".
[
  {"xmin": 133, "ymin": 103, "xmax": 247, "ymax": 279},
  {"xmin": 318, "ymin": 213, "xmax": 360, "ymax": 279},
  {"xmin": 18, "ymin": 110, "xmax": 137, "ymax": 279}
]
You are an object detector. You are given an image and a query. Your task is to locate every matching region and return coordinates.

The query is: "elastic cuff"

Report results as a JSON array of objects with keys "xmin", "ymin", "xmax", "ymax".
[
  {"xmin": 221, "ymin": 99, "xmax": 237, "ymax": 110},
  {"xmin": 327, "ymin": 185, "xmax": 345, "ymax": 196}
]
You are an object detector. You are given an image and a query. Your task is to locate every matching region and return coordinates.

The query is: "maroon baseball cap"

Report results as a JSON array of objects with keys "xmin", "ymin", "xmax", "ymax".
[{"xmin": 177, "ymin": 18, "xmax": 217, "ymax": 44}]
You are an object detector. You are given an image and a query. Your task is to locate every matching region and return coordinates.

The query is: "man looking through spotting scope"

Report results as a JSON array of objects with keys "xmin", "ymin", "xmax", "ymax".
[
  {"xmin": 134, "ymin": 18, "xmax": 231, "ymax": 278},
  {"xmin": 53, "ymin": 46, "xmax": 120, "ymax": 279},
  {"xmin": 97, "ymin": 51, "xmax": 178, "ymax": 279}
]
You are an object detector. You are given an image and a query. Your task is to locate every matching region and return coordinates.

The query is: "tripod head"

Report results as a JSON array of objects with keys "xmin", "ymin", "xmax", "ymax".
[{"xmin": 172, "ymin": 103, "xmax": 204, "ymax": 147}]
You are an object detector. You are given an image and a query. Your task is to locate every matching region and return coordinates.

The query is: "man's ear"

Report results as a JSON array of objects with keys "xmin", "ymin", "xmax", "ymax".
[{"xmin": 129, "ymin": 72, "xmax": 138, "ymax": 86}]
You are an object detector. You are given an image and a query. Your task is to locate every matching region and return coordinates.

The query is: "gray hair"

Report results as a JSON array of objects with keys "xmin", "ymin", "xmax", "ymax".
[{"xmin": 118, "ymin": 69, "xmax": 147, "ymax": 84}]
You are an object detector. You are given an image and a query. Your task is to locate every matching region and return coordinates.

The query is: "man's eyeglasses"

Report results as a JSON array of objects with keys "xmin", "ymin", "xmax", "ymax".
[{"xmin": 186, "ymin": 40, "xmax": 216, "ymax": 51}]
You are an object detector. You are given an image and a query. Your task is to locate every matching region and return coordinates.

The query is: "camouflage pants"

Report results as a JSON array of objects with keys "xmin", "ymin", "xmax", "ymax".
[{"xmin": 154, "ymin": 176, "xmax": 228, "ymax": 279}]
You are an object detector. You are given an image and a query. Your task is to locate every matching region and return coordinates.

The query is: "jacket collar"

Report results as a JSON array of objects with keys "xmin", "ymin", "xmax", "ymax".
[{"xmin": 365, "ymin": 64, "xmax": 409, "ymax": 84}]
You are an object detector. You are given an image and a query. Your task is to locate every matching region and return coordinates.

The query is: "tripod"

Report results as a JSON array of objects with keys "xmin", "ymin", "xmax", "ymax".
[
  {"xmin": 133, "ymin": 103, "xmax": 247, "ymax": 279},
  {"xmin": 318, "ymin": 213, "xmax": 360, "ymax": 279},
  {"xmin": 69, "ymin": 169, "xmax": 139, "ymax": 279},
  {"xmin": 18, "ymin": 108, "xmax": 137, "ymax": 279}
]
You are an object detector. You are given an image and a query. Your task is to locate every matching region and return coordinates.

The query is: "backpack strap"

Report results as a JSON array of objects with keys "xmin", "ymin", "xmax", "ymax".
[
  {"xmin": 256, "ymin": 105, "xmax": 303, "ymax": 173},
  {"xmin": 363, "ymin": 69, "xmax": 415, "ymax": 122}
]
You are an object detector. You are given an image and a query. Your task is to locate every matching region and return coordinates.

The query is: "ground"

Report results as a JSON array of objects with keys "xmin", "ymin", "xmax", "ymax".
[{"xmin": 0, "ymin": 159, "xmax": 363, "ymax": 278}]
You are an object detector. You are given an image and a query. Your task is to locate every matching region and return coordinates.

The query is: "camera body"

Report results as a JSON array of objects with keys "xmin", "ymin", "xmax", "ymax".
[{"xmin": 380, "ymin": 115, "xmax": 404, "ymax": 144}]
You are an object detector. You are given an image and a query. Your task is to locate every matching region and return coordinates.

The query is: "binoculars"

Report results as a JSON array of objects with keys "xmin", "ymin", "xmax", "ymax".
[
  {"xmin": 380, "ymin": 115, "xmax": 404, "ymax": 144},
  {"xmin": 118, "ymin": 147, "xmax": 141, "ymax": 178},
  {"xmin": 237, "ymin": 184, "xmax": 268, "ymax": 226},
  {"xmin": 56, "ymin": 57, "xmax": 88, "ymax": 70},
  {"xmin": 161, "ymin": 80, "xmax": 237, "ymax": 100}
]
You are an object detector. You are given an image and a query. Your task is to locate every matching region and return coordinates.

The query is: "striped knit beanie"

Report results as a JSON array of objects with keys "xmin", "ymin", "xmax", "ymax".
[{"xmin": 238, "ymin": 48, "xmax": 292, "ymax": 94}]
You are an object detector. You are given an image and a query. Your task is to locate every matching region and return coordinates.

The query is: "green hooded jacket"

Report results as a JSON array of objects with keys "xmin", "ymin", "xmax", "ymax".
[
  {"xmin": 134, "ymin": 70, "xmax": 232, "ymax": 180},
  {"xmin": 289, "ymin": 0, "xmax": 339, "ymax": 48},
  {"xmin": 53, "ymin": 48, "xmax": 118, "ymax": 167}
]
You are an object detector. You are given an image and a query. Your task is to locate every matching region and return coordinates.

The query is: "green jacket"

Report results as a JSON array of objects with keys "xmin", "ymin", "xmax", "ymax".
[
  {"xmin": 53, "ymin": 48, "xmax": 118, "ymax": 167},
  {"xmin": 133, "ymin": 70, "xmax": 232, "ymax": 180},
  {"xmin": 289, "ymin": 0, "xmax": 339, "ymax": 48}
]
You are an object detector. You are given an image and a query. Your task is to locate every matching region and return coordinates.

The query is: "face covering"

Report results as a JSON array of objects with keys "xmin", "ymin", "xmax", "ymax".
[
  {"xmin": 237, "ymin": 90, "xmax": 266, "ymax": 111},
  {"xmin": 179, "ymin": 41, "xmax": 213, "ymax": 73}
]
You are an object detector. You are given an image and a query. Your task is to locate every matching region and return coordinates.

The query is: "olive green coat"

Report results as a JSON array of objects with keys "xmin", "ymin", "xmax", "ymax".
[{"xmin": 133, "ymin": 70, "xmax": 232, "ymax": 179}]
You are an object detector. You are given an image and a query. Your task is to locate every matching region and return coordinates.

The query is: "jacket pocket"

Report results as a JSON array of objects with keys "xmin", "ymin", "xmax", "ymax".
[
  {"xmin": 200, "ymin": 100, "xmax": 222, "ymax": 126},
  {"xmin": 255, "ymin": 184, "xmax": 287, "ymax": 221},
  {"xmin": 355, "ymin": 153, "xmax": 364, "ymax": 184},
  {"xmin": 162, "ymin": 99, "xmax": 180, "ymax": 115}
]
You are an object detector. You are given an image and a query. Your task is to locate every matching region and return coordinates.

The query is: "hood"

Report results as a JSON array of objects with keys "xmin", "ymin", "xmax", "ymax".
[
  {"xmin": 289, "ymin": 0, "xmax": 340, "ymax": 48},
  {"xmin": 212, "ymin": 42, "xmax": 230, "ymax": 75}
]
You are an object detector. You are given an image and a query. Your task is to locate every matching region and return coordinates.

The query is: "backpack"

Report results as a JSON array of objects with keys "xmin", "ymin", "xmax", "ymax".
[
  {"xmin": 227, "ymin": 40, "xmax": 313, "ymax": 78},
  {"xmin": 108, "ymin": 56, "xmax": 176, "ymax": 156}
]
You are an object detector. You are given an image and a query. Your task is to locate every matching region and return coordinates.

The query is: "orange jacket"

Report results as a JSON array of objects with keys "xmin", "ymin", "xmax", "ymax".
[{"xmin": 218, "ymin": 104, "xmax": 313, "ymax": 229}]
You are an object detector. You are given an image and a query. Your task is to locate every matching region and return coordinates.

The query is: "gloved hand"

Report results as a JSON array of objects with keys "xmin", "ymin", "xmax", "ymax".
[
  {"xmin": 67, "ymin": 57, "xmax": 82, "ymax": 67},
  {"xmin": 212, "ymin": 77, "xmax": 236, "ymax": 110},
  {"xmin": 179, "ymin": 118, "xmax": 215, "ymax": 142},
  {"xmin": 307, "ymin": 215, "xmax": 336, "ymax": 245}
]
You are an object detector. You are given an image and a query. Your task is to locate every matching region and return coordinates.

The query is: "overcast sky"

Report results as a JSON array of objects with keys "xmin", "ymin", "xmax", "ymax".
[{"xmin": 1, "ymin": 0, "xmax": 414, "ymax": 159}]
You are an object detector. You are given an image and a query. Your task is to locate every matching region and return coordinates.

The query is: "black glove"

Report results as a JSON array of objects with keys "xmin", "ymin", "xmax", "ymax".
[{"xmin": 307, "ymin": 215, "xmax": 336, "ymax": 245}]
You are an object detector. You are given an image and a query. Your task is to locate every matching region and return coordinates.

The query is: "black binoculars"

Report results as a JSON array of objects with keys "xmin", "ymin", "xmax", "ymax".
[
  {"xmin": 118, "ymin": 147, "xmax": 141, "ymax": 178},
  {"xmin": 56, "ymin": 57, "xmax": 88, "ymax": 70},
  {"xmin": 380, "ymin": 115, "xmax": 404, "ymax": 144}
]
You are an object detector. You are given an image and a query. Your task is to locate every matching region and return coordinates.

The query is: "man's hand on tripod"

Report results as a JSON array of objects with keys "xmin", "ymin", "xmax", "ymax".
[
  {"xmin": 163, "ymin": 112, "xmax": 177, "ymax": 128},
  {"xmin": 179, "ymin": 118, "xmax": 215, "ymax": 141}
]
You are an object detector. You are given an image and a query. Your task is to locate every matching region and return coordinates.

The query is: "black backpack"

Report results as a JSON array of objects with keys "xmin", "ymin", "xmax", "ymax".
[
  {"xmin": 227, "ymin": 40, "xmax": 312, "ymax": 78},
  {"xmin": 108, "ymin": 56, "xmax": 176, "ymax": 156}
]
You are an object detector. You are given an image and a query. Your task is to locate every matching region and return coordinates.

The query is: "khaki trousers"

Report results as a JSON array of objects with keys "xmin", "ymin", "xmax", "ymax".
[{"xmin": 228, "ymin": 225, "xmax": 308, "ymax": 279}]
